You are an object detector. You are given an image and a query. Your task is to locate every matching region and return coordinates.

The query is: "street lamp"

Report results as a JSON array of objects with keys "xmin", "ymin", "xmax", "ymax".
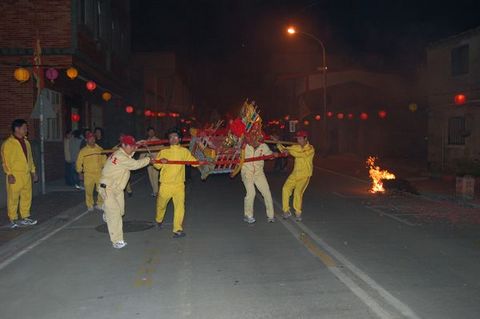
[{"xmin": 286, "ymin": 26, "xmax": 328, "ymax": 152}]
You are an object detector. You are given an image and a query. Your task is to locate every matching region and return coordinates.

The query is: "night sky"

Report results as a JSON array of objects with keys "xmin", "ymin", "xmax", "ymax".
[{"xmin": 131, "ymin": 0, "xmax": 480, "ymax": 113}]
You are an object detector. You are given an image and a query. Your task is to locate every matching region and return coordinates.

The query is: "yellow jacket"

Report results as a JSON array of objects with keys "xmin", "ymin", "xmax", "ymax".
[
  {"xmin": 100, "ymin": 148, "xmax": 150, "ymax": 191},
  {"xmin": 241, "ymin": 143, "xmax": 272, "ymax": 176},
  {"xmin": 76, "ymin": 144, "xmax": 106, "ymax": 175},
  {"xmin": 1, "ymin": 135, "xmax": 35, "ymax": 175},
  {"xmin": 278, "ymin": 143, "xmax": 315, "ymax": 177},
  {"xmin": 153, "ymin": 145, "xmax": 198, "ymax": 184}
]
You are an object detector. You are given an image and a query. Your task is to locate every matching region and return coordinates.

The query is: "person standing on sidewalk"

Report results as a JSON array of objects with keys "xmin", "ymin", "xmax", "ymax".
[
  {"xmin": 98, "ymin": 135, "xmax": 152, "ymax": 249},
  {"xmin": 241, "ymin": 134, "xmax": 277, "ymax": 224},
  {"xmin": 153, "ymin": 128, "xmax": 199, "ymax": 238},
  {"xmin": 76, "ymin": 132, "xmax": 106, "ymax": 212},
  {"xmin": 64, "ymin": 129, "xmax": 74, "ymax": 186},
  {"xmin": 69, "ymin": 130, "xmax": 83, "ymax": 190},
  {"xmin": 1, "ymin": 119, "xmax": 38, "ymax": 228},
  {"xmin": 274, "ymin": 130, "xmax": 315, "ymax": 221},
  {"xmin": 141, "ymin": 127, "xmax": 160, "ymax": 197}
]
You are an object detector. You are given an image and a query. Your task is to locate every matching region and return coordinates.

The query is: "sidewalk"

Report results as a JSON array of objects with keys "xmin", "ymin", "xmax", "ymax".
[{"xmin": 315, "ymin": 154, "xmax": 480, "ymax": 227}]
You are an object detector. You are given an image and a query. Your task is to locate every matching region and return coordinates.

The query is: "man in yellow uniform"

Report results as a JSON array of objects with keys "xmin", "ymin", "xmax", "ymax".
[
  {"xmin": 98, "ymin": 135, "xmax": 152, "ymax": 249},
  {"xmin": 154, "ymin": 128, "xmax": 199, "ymax": 238},
  {"xmin": 241, "ymin": 136, "xmax": 277, "ymax": 224},
  {"xmin": 76, "ymin": 132, "xmax": 106, "ymax": 211},
  {"xmin": 1, "ymin": 119, "xmax": 38, "ymax": 228},
  {"xmin": 276, "ymin": 130, "xmax": 315, "ymax": 221}
]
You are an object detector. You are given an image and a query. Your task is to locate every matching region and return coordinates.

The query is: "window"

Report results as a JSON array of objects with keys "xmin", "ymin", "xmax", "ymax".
[
  {"xmin": 448, "ymin": 116, "xmax": 465, "ymax": 145},
  {"xmin": 451, "ymin": 44, "xmax": 469, "ymax": 76},
  {"xmin": 45, "ymin": 89, "xmax": 63, "ymax": 141}
]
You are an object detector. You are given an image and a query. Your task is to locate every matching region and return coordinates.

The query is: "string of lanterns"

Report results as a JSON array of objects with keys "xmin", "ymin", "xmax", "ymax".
[{"xmin": 13, "ymin": 65, "xmax": 184, "ymax": 119}]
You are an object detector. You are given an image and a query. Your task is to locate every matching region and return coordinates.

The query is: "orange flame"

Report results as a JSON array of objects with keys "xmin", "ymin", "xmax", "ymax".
[{"xmin": 366, "ymin": 156, "xmax": 395, "ymax": 193}]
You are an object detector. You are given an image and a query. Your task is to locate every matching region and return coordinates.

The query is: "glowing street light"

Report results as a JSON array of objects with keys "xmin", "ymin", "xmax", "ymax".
[{"xmin": 286, "ymin": 25, "xmax": 328, "ymax": 152}]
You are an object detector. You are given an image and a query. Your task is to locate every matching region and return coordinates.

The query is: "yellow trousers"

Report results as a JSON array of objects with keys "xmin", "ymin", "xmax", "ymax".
[
  {"xmin": 156, "ymin": 183, "xmax": 185, "ymax": 232},
  {"xmin": 282, "ymin": 175, "xmax": 310, "ymax": 215},
  {"xmin": 84, "ymin": 172, "xmax": 102, "ymax": 209},
  {"xmin": 101, "ymin": 189, "xmax": 125, "ymax": 243},
  {"xmin": 241, "ymin": 172, "xmax": 274, "ymax": 219},
  {"xmin": 147, "ymin": 166, "xmax": 159, "ymax": 194},
  {"xmin": 6, "ymin": 172, "xmax": 32, "ymax": 221}
]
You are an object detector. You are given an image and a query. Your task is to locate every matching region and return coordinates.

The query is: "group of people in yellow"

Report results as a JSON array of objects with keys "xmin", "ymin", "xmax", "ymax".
[{"xmin": 2, "ymin": 119, "xmax": 315, "ymax": 250}]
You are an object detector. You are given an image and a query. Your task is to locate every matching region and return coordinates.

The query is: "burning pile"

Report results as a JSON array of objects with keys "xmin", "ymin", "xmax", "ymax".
[{"xmin": 366, "ymin": 156, "xmax": 396, "ymax": 193}]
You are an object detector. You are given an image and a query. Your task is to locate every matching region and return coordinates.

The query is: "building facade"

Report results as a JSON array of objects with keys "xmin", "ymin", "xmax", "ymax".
[
  {"xmin": 426, "ymin": 26, "xmax": 480, "ymax": 173},
  {"xmin": 0, "ymin": 0, "xmax": 145, "ymax": 207}
]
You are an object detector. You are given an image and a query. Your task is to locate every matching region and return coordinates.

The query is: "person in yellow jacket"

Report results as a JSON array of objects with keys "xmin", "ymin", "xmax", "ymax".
[
  {"xmin": 154, "ymin": 128, "xmax": 199, "ymax": 238},
  {"xmin": 76, "ymin": 132, "xmax": 106, "ymax": 211},
  {"xmin": 275, "ymin": 130, "xmax": 315, "ymax": 221},
  {"xmin": 1, "ymin": 119, "xmax": 38, "ymax": 229},
  {"xmin": 98, "ymin": 135, "xmax": 152, "ymax": 249}
]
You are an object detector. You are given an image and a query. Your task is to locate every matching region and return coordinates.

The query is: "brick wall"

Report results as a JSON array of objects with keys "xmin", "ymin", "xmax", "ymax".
[
  {"xmin": 0, "ymin": 57, "xmax": 35, "ymax": 140},
  {"xmin": 0, "ymin": 0, "xmax": 71, "ymax": 49}
]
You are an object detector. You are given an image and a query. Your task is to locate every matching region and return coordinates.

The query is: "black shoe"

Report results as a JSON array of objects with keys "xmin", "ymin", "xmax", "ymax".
[
  {"xmin": 173, "ymin": 231, "xmax": 186, "ymax": 238},
  {"xmin": 127, "ymin": 192, "xmax": 133, "ymax": 198},
  {"xmin": 156, "ymin": 221, "xmax": 163, "ymax": 229}
]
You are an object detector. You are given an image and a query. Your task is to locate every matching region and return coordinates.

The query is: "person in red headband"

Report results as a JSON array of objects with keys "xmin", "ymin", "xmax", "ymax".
[
  {"xmin": 273, "ymin": 130, "xmax": 315, "ymax": 221},
  {"xmin": 98, "ymin": 135, "xmax": 153, "ymax": 249}
]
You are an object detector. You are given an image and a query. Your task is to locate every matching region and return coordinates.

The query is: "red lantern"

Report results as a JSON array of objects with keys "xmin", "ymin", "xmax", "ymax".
[
  {"xmin": 71, "ymin": 113, "xmax": 80, "ymax": 122},
  {"xmin": 144, "ymin": 109, "xmax": 152, "ymax": 117},
  {"xmin": 337, "ymin": 113, "xmax": 344, "ymax": 120},
  {"xmin": 125, "ymin": 106, "xmax": 134, "ymax": 113},
  {"xmin": 180, "ymin": 118, "xmax": 185, "ymax": 123},
  {"xmin": 284, "ymin": 115, "xmax": 290, "ymax": 121},
  {"xmin": 280, "ymin": 124, "xmax": 285, "ymax": 129},
  {"xmin": 378, "ymin": 110, "xmax": 387, "ymax": 119},
  {"xmin": 360, "ymin": 112, "xmax": 368, "ymax": 120},
  {"xmin": 327, "ymin": 111, "xmax": 333, "ymax": 117},
  {"xmin": 454, "ymin": 94, "xmax": 466, "ymax": 105},
  {"xmin": 157, "ymin": 112, "xmax": 166, "ymax": 117},
  {"xmin": 314, "ymin": 114, "xmax": 321, "ymax": 121},
  {"xmin": 86, "ymin": 81, "xmax": 96, "ymax": 91},
  {"xmin": 348, "ymin": 113, "xmax": 354, "ymax": 119},
  {"xmin": 303, "ymin": 120, "xmax": 310, "ymax": 126}
]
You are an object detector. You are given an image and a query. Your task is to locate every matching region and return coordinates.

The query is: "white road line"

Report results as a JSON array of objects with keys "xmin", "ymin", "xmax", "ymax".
[
  {"xmin": 367, "ymin": 206, "xmax": 420, "ymax": 227},
  {"xmin": 0, "ymin": 176, "xmax": 146, "ymax": 271},
  {"xmin": 279, "ymin": 218, "xmax": 395, "ymax": 319},
  {"xmin": 272, "ymin": 197, "xmax": 422, "ymax": 319},
  {"xmin": 314, "ymin": 165, "xmax": 369, "ymax": 184},
  {"xmin": 0, "ymin": 209, "xmax": 90, "ymax": 271}
]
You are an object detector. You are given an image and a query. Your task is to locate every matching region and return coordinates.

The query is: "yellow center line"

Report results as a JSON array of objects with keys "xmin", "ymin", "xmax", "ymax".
[{"xmin": 299, "ymin": 232, "xmax": 336, "ymax": 267}]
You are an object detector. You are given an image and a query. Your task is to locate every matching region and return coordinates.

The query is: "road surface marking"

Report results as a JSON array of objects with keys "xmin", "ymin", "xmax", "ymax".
[
  {"xmin": 0, "ymin": 176, "xmax": 145, "ymax": 271},
  {"xmin": 367, "ymin": 206, "xmax": 420, "ymax": 227},
  {"xmin": 0, "ymin": 208, "xmax": 91, "ymax": 271},
  {"xmin": 271, "ymin": 196, "xmax": 421, "ymax": 319},
  {"xmin": 314, "ymin": 165, "xmax": 369, "ymax": 184}
]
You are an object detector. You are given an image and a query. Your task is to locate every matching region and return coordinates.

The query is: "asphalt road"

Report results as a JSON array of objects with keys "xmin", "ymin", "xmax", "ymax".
[{"xmin": 0, "ymin": 164, "xmax": 479, "ymax": 319}]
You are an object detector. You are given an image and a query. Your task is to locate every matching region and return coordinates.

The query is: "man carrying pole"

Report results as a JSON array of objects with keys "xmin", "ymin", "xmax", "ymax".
[
  {"xmin": 154, "ymin": 128, "xmax": 199, "ymax": 238},
  {"xmin": 274, "ymin": 130, "xmax": 315, "ymax": 221},
  {"xmin": 98, "ymin": 135, "xmax": 152, "ymax": 249}
]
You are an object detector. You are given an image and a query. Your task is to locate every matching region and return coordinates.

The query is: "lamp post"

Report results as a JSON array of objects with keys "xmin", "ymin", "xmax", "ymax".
[{"xmin": 287, "ymin": 26, "xmax": 328, "ymax": 152}]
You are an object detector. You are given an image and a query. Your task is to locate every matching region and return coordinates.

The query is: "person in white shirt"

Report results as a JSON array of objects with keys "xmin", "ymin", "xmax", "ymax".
[{"xmin": 241, "ymin": 135, "xmax": 277, "ymax": 224}]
